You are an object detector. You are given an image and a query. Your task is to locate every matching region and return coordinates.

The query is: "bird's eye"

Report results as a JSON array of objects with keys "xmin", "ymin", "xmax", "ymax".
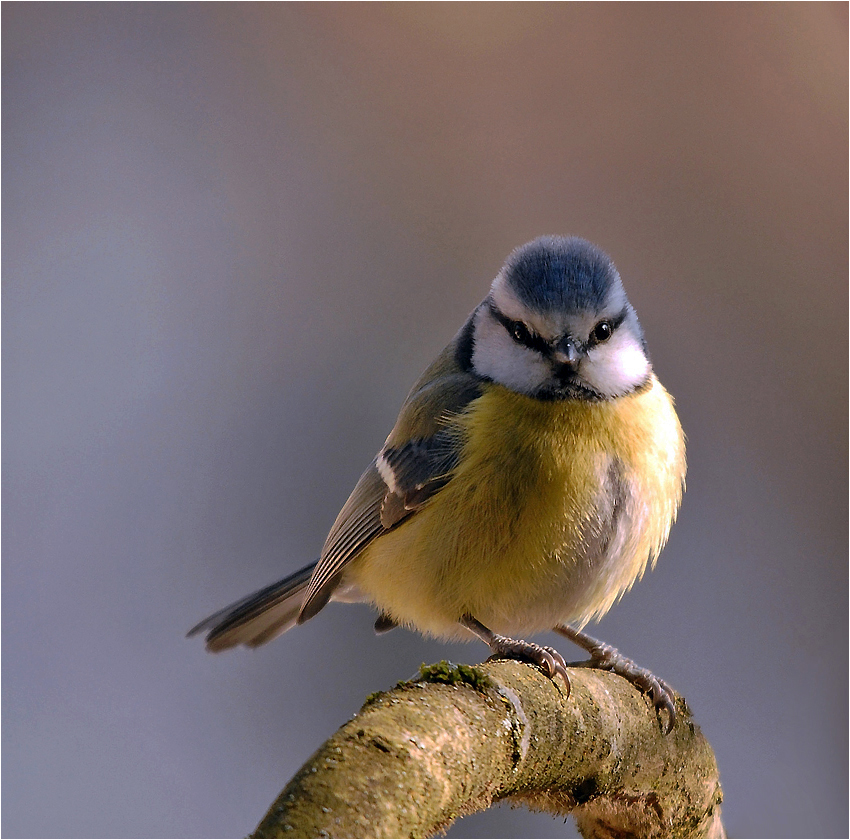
[
  {"xmin": 591, "ymin": 321, "xmax": 612, "ymax": 343},
  {"xmin": 510, "ymin": 320, "xmax": 532, "ymax": 345}
]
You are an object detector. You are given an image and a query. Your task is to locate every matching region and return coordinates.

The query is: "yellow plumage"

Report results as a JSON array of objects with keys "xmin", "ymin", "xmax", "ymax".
[{"xmin": 349, "ymin": 373, "xmax": 685, "ymax": 640}]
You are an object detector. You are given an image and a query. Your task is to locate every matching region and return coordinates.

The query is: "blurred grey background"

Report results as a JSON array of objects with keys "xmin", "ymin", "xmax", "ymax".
[{"xmin": 3, "ymin": 3, "xmax": 847, "ymax": 838}]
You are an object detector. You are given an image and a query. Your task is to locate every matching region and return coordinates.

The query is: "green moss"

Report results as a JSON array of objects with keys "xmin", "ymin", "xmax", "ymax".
[
  {"xmin": 414, "ymin": 660, "xmax": 493, "ymax": 692},
  {"xmin": 362, "ymin": 690, "xmax": 385, "ymax": 707}
]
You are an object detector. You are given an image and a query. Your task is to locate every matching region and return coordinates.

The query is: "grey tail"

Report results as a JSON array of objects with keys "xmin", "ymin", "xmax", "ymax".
[{"xmin": 187, "ymin": 562, "xmax": 317, "ymax": 652}]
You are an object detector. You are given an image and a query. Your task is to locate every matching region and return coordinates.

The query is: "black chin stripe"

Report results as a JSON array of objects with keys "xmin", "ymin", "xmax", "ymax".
[{"xmin": 455, "ymin": 312, "xmax": 477, "ymax": 372}]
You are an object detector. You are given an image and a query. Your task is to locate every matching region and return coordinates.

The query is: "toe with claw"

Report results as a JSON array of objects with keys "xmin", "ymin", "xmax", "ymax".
[
  {"xmin": 555, "ymin": 625, "xmax": 677, "ymax": 734},
  {"xmin": 460, "ymin": 615, "xmax": 571, "ymax": 696}
]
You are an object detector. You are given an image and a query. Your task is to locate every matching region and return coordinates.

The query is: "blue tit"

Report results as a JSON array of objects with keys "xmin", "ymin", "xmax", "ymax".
[{"xmin": 190, "ymin": 236, "xmax": 686, "ymax": 728}]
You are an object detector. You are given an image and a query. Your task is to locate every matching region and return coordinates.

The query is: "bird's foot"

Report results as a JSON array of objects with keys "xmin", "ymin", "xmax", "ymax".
[
  {"xmin": 490, "ymin": 634, "xmax": 572, "ymax": 693},
  {"xmin": 460, "ymin": 615, "xmax": 571, "ymax": 696},
  {"xmin": 555, "ymin": 625, "xmax": 676, "ymax": 733}
]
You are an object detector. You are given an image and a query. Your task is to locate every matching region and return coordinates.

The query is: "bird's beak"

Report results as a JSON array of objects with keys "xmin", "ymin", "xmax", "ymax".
[{"xmin": 551, "ymin": 338, "xmax": 580, "ymax": 368}]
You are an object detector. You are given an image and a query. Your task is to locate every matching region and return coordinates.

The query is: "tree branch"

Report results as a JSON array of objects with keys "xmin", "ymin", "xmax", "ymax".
[{"xmin": 252, "ymin": 659, "xmax": 724, "ymax": 839}]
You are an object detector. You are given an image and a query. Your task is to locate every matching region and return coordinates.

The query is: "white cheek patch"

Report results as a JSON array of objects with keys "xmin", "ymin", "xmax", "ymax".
[
  {"xmin": 580, "ymin": 331, "xmax": 650, "ymax": 397},
  {"xmin": 471, "ymin": 307, "xmax": 550, "ymax": 395}
]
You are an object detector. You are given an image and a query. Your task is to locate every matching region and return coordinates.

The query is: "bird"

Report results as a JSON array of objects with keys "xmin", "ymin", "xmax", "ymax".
[{"xmin": 189, "ymin": 235, "xmax": 686, "ymax": 730}]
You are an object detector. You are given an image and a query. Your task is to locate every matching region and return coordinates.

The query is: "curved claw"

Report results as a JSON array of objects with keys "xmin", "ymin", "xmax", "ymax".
[
  {"xmin": 539, "ymin": 644, "xmax": 571, "ymax": 696},
  {"xmin": 489, "ymin": 633, "xmax": 572, "ymax": 695},
  {"xmin": 650, "ymin": 677, "xmax": 677, "ymax": 734},
  {"xmin": 554, "ymin": 624, "xmax": 677, "ymax": 734},
  {"xmin": 459, "ymin": 615, "xmax": 571, "ymax": 696}
]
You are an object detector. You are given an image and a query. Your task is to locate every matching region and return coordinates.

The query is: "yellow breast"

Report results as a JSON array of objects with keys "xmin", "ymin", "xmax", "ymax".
[{"xmin": 348, "ymin": 374, "xmax": 685, "ymax": 641}]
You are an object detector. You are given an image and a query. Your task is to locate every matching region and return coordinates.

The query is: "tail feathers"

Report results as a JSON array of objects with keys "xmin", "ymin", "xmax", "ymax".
[{"xmin": 188, "ymin": 562, "xmax": 317, "ymax": 652}]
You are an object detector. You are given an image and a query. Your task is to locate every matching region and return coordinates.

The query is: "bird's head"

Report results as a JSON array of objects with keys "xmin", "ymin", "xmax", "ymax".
[{"xmin": 470, "ymin": 236, "xmax": 651, "ymax": 401}]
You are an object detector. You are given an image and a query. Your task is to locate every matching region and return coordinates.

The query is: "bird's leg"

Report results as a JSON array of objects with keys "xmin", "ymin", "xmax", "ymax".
[
  {"xmin": 460, "ymin": 615, "xmax": 571, "ymax": 696},
  {"xmin": 555, "ymin": 624, "xmax": 676, "ymax": 733}
]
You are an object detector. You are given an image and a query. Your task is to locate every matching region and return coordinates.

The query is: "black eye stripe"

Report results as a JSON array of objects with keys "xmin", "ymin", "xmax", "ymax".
[
  {"xmin": 487, "ymin": 301, "xmax": 630, "ymax": 353},
  {"xmin": 487, "ymin": 301, "xmax": 550, "ymax": 354},
  {"xmin": 610, "ymin": 309, "xmax": 628, "ymax": 331}
]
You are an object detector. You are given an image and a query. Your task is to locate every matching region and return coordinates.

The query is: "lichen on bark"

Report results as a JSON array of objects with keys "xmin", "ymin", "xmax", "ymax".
[{"xmin": 252, "ymin": 659, "xmax": 723, "ymax": 839}]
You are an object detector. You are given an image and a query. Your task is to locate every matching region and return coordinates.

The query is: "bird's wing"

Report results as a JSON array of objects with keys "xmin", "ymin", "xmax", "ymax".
[{"xmin": 298, "ymin": 336, "xmax": 483, "ymax": 621}]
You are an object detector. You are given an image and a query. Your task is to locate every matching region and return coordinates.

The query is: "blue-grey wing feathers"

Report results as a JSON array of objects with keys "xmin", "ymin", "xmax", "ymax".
[
  {"xmin": 191, "ymin": 326, "xmax": 484, "ymax": 649},
  {"xmin": 297, "ymin": 463, "xmax": 387, "ymax": 621},
  {"xmin": 298, "ymin": 348, "xmax": 484, "ymax": 623}
]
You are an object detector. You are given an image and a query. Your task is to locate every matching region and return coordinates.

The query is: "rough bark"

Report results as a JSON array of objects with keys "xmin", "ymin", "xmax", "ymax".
[{"xmin": 252, "ymin": 660, "xmax": 724, "ymax": 839}]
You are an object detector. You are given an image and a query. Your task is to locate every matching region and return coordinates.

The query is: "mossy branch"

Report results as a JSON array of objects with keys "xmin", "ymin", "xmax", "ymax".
[{"xmin": 252, "ymin": 659, "xmax": 724, "ymax": 839}]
